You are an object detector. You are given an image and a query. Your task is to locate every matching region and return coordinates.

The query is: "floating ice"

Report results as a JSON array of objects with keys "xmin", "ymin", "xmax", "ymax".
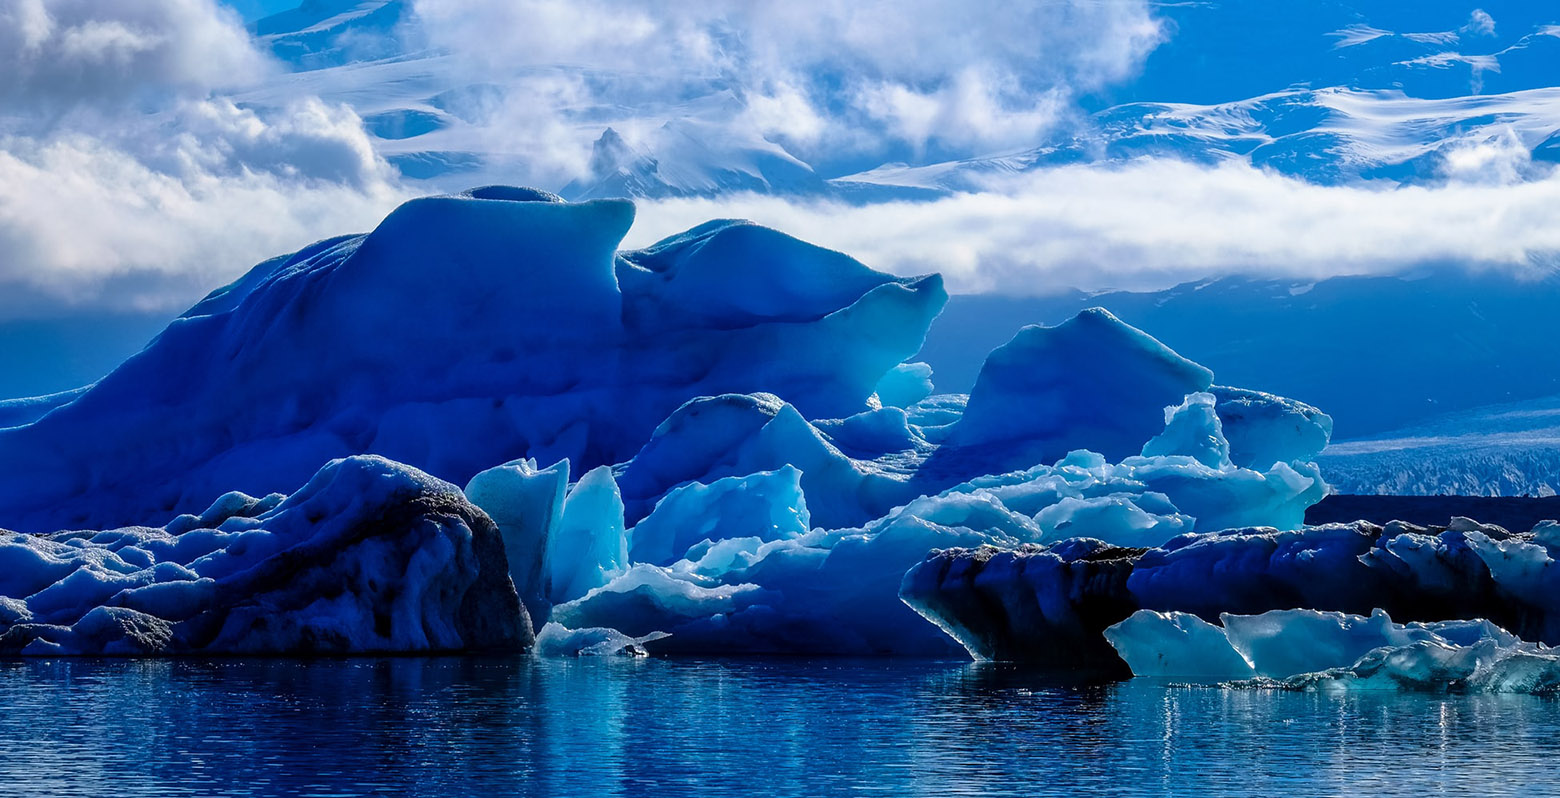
[
  {"xmin": 905, "ymin": 516, "xmax": 1560, "ymax": 665},
  {"xmin": 547, "ymin": 466, "xmax": 630, "ymax": 606},
  {"xmin": 0, "ymin": 190, "xmax": 1349, "ymax": 659},
  {"xmin": 945, "ymin": 309, "xmax": 1214, "ymax": 473},
  {"xmin": 0, "ymin": 456, "xmax": 529, "ymax": 656},
  {"xmin": 464, "ymin": 457, "xmax": 568, "ymax": 630},
  {"xmin": 628, "ymin": 467, "xmax": 809, "ymax": 567},
  {"xmin": 872, "ymin": 362, "xmax": 935, "ymax": 409},
  {"xmin": 534, "ymin": 622, "xmax": 669, "ymax": 657},
  {"xmin": 1105, "ymin": 608, "xmax": 1560, "ymax": 693},
  {"xmin": 0, "ymin": 192, "xmax": 944, "ymax": 533}
]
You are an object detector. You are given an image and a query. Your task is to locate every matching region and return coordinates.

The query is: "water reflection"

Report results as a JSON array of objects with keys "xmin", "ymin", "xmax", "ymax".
[{"xmin": 0, "ymin": 657, "xmax": 1555, "ymax": 797}]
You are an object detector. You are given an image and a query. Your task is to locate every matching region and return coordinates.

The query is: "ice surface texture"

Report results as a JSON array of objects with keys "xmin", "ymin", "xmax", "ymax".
[
  {"xmin": 473, "ymin": 328, "xmax": 1326, "ymax": 655},
  {"xmin": 903, "ymin": 517, "xmax": 1560, "ymax": 665},
  {"xmin": 0, "ymin": 456, "xmax": 529, "ymax": 656},
  {"xmin": 0, "ymin": 190, "xmax": 944, "ymax": 533},
  {"xmin": 1105, "ymin": 609, "xmax": 1560, "ymax": 694}
]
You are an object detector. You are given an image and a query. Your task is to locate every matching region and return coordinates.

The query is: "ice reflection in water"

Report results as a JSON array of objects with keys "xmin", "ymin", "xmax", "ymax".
[{"xmin": 1, "ymin": 657, "xmax": 1556, "ymax": 797}]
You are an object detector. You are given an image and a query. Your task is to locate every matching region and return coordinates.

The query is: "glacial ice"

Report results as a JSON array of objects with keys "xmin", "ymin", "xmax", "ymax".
[
  {"xmin": 627, "ymin": 467, "xmax": 809, "ymax": 567},
  {"xmin": 872, "ymin": 362, "xmax": 936, "ymax": 409},
  {"xmin": 0, "ymin": 188, "xmax": 1351, "ymax": 658},
  {"xmin": 463, "ymin": 457, "xmax": 568, "ymax": 631},
  {"xmin": 905, "ymin": 515, "xmax": 1560, "ymax": 666},
  {"xmin": 534, "ymin": 622, "xmax": 668, "ymax": 657},
  {"xmin": 547, "ymin": 466, "xmax": 630, "ymax": 606},
  {"xmin": 945, "ymin": 309, "xmax": 1215, "ymax": 474},
  {"xmin": 1105, "ymin": 609, "xmax": 1560, "ymax": 693},
  {"xmin": 0, "ymin": 456, "xmax": 529, "ymax": 655},
  {"xmin": 0, "ymin": 191, "xmax": 944, "ymax": 533}
]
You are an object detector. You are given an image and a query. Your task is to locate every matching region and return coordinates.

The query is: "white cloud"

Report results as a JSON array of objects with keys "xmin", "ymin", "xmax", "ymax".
[
  {"xmin": 1463, "ymin": 9, "xmax": 1497, "ymax": 37},
  {"xmin": 0, "ymin": 0, "xmax": 407, "ymax": 317},
  {"xmin": 0, "ymin": 0, "xmax": 269, "ymax": 111},
  {"xmin": 1438, "ymin": 127, "xmax": 1536, "ymax": 185},
  {"xmin": 405, "ymin": 0, "xmax": 1166, "ymax": 161},
  {"xmin": 626, "ymin": 159, "xmax": 1560, "ymax": 295},
  {"xmin": 0, "ymin": 101, "xmax": 407, "ymax": 316}
]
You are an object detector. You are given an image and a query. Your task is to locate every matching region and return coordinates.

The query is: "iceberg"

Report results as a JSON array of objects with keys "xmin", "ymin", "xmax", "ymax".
[
  {"xmin": 528, "ymin": 308, "xmax": 1330, "ymax": 655},
  {"xmin": 942, "ymin": 309, "xmax": 1214, "ymax": 473},
  {"xmin": 904, "ymin": 516, "xmax": 1560, "ymax": 665},
  {"xmin": 1105, "ymin": 608, "xmax": 1560, "ymax": 693},
  {"xmin": 0, "ymin": 456, "xmax": 529, "ymax": 656},
  {"xmin": 627, "ymin": 466, "xmax": 809, "ymax": 567},
  {"xmin": 0, "ymin": 190, "xmax": 944, "ymax": 533},
  {"xmin": 534, "ymin": 622, "xmax": 669, "ymax": 657},
  {"xmin": 0, "ymin": 188, "xmax": 1347, "ymax": 659},
  {"xmin": 463, "ymin": 457, "xmax": 568, "ymax": 631}
]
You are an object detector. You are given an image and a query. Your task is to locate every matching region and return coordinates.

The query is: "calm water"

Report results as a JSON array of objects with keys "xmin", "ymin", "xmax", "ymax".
[{"xmin": 2, "ymin": 656, "xmax": 1557, "ymax": 797}]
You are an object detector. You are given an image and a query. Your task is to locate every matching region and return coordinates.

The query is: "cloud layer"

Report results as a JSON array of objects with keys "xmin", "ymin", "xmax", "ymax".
[
  {"xmin": 407, "ymin": 0, "xmax": 1165, "ymax": 165},
  {"xmin": 0, "ymin": 0, "xmax": 407, "ymax": 317},
  {"xmin": 629, "ymin": 157, "xmax": 1560, "ymax": 295},
  {"xmin": 0, "ymin": 0, "xmax": 268, "ymax": 111}
]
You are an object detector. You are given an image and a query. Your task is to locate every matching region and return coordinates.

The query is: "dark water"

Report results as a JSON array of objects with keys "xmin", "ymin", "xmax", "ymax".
[{"xmin": 2, "ymin": 657, "xmax": 1557, "ymax": 797}]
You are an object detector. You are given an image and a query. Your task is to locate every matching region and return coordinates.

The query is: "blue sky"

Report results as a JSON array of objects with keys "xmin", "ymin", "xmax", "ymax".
[{"xmin": 225, "ymin": 0, "xmax": 295, "ymax": 19}]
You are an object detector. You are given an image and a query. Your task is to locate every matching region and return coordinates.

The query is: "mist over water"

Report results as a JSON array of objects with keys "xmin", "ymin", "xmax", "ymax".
[{"xmin": 2, "ymin": 657, "xmax": 1555, "ymax": 797}]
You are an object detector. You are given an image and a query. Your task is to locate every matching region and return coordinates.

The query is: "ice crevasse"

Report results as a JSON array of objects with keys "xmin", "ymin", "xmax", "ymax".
[{"xmin": 0, "ymin": 187, "xmax": 1343, "ymax": 657}]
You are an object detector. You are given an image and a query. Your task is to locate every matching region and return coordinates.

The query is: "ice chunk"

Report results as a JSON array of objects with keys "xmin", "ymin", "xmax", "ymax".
[
  {"xmin": 547, "ymin": 466, "xmax": 629, "ymax": 605},
  {"xmin": 873, "ymin": 362, "xmax": 935, "ymax": 409},
  {"xmin": 534, "ymin": 621, "xmax": 668, "ymax": 657},
  {"xmin": 553, "ymin": 488, "xmax": 1057, "ymax": 656},
  {"xmin": 550, "ymin": 565, "xmax": 774, "ymax": 638},
  {"xmin": 465, "ymin": 457, "xmax": 569, "ymax": 630},
  {"xmin": 1035, "ymin": 493, "xmax": 1194, "ymax": 548},
  {"xmin": 1219, "ymin": 608, "xmax": 1433, "ymax": 679},
  {"xmin": 0, "ymin": 456, "xmax": 530, "ymax": 656},
  {"xmin": 1141, "ymin": 392, "xmax": 1230, "ymax": 468},
  {"xmin": 945, "ymin": 308, "xmax": 1214, "ymax": 473},
  {"xmin": 1106, "ymin": 608, "xmax": 1560, "ymax": 693},
  {"xmin": 1102, "ymin": 611, "xmax": 1256, "ymax": 680},
  {"xmin": 900, "ymin": 541, "xmax": 1140, "ymax": 670},
  {"xmin": 906, "ymin": 518, "xmax": 1560, "ymax": 665},
  {"xmin": 1210, "ymin": 386, "xmax": 1333, "ymax": 470},
  {"xmin": 615, "ymin": 394, "xmax": 905, "ymax": 530},
  {"xmin": 628, "ymin": 467, "xmax": 809, "ymax": 566}
]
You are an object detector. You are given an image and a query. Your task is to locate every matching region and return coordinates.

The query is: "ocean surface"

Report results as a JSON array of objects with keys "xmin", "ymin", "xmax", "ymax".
[{"xmin": 2, "ymin": 656, "xmax": 1556, "ymax": 797}]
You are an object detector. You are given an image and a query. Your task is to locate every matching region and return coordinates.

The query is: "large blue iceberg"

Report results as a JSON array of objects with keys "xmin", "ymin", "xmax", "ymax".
[
  {"xmin": 0, "ymin": 188, "xmax": 942, "ymax": 534},
  {"xmin": 0, "ymin": 187, "xmax": 1374, "ymax": 658}
]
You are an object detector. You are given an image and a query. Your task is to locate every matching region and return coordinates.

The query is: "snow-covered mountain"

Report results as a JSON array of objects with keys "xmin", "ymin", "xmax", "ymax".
[
  {"xmin": 840, "ymin": 87, "xmax": 1560, "ymax": 192},
  {"xmin": 239, "ymin": 0, "xmax": 1560, "ymax": 198}
]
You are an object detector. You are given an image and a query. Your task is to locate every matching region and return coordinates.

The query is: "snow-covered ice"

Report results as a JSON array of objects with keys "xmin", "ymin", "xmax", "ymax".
[{"xmin": 0, "ymin": 456, "xmax": 528, "ymax": 656}]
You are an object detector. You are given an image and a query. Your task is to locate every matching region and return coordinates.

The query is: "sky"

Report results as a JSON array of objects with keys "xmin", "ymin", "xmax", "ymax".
[{"xmin": 0, "ymin": 0, "xmax": 1558, "ymax": 322}]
